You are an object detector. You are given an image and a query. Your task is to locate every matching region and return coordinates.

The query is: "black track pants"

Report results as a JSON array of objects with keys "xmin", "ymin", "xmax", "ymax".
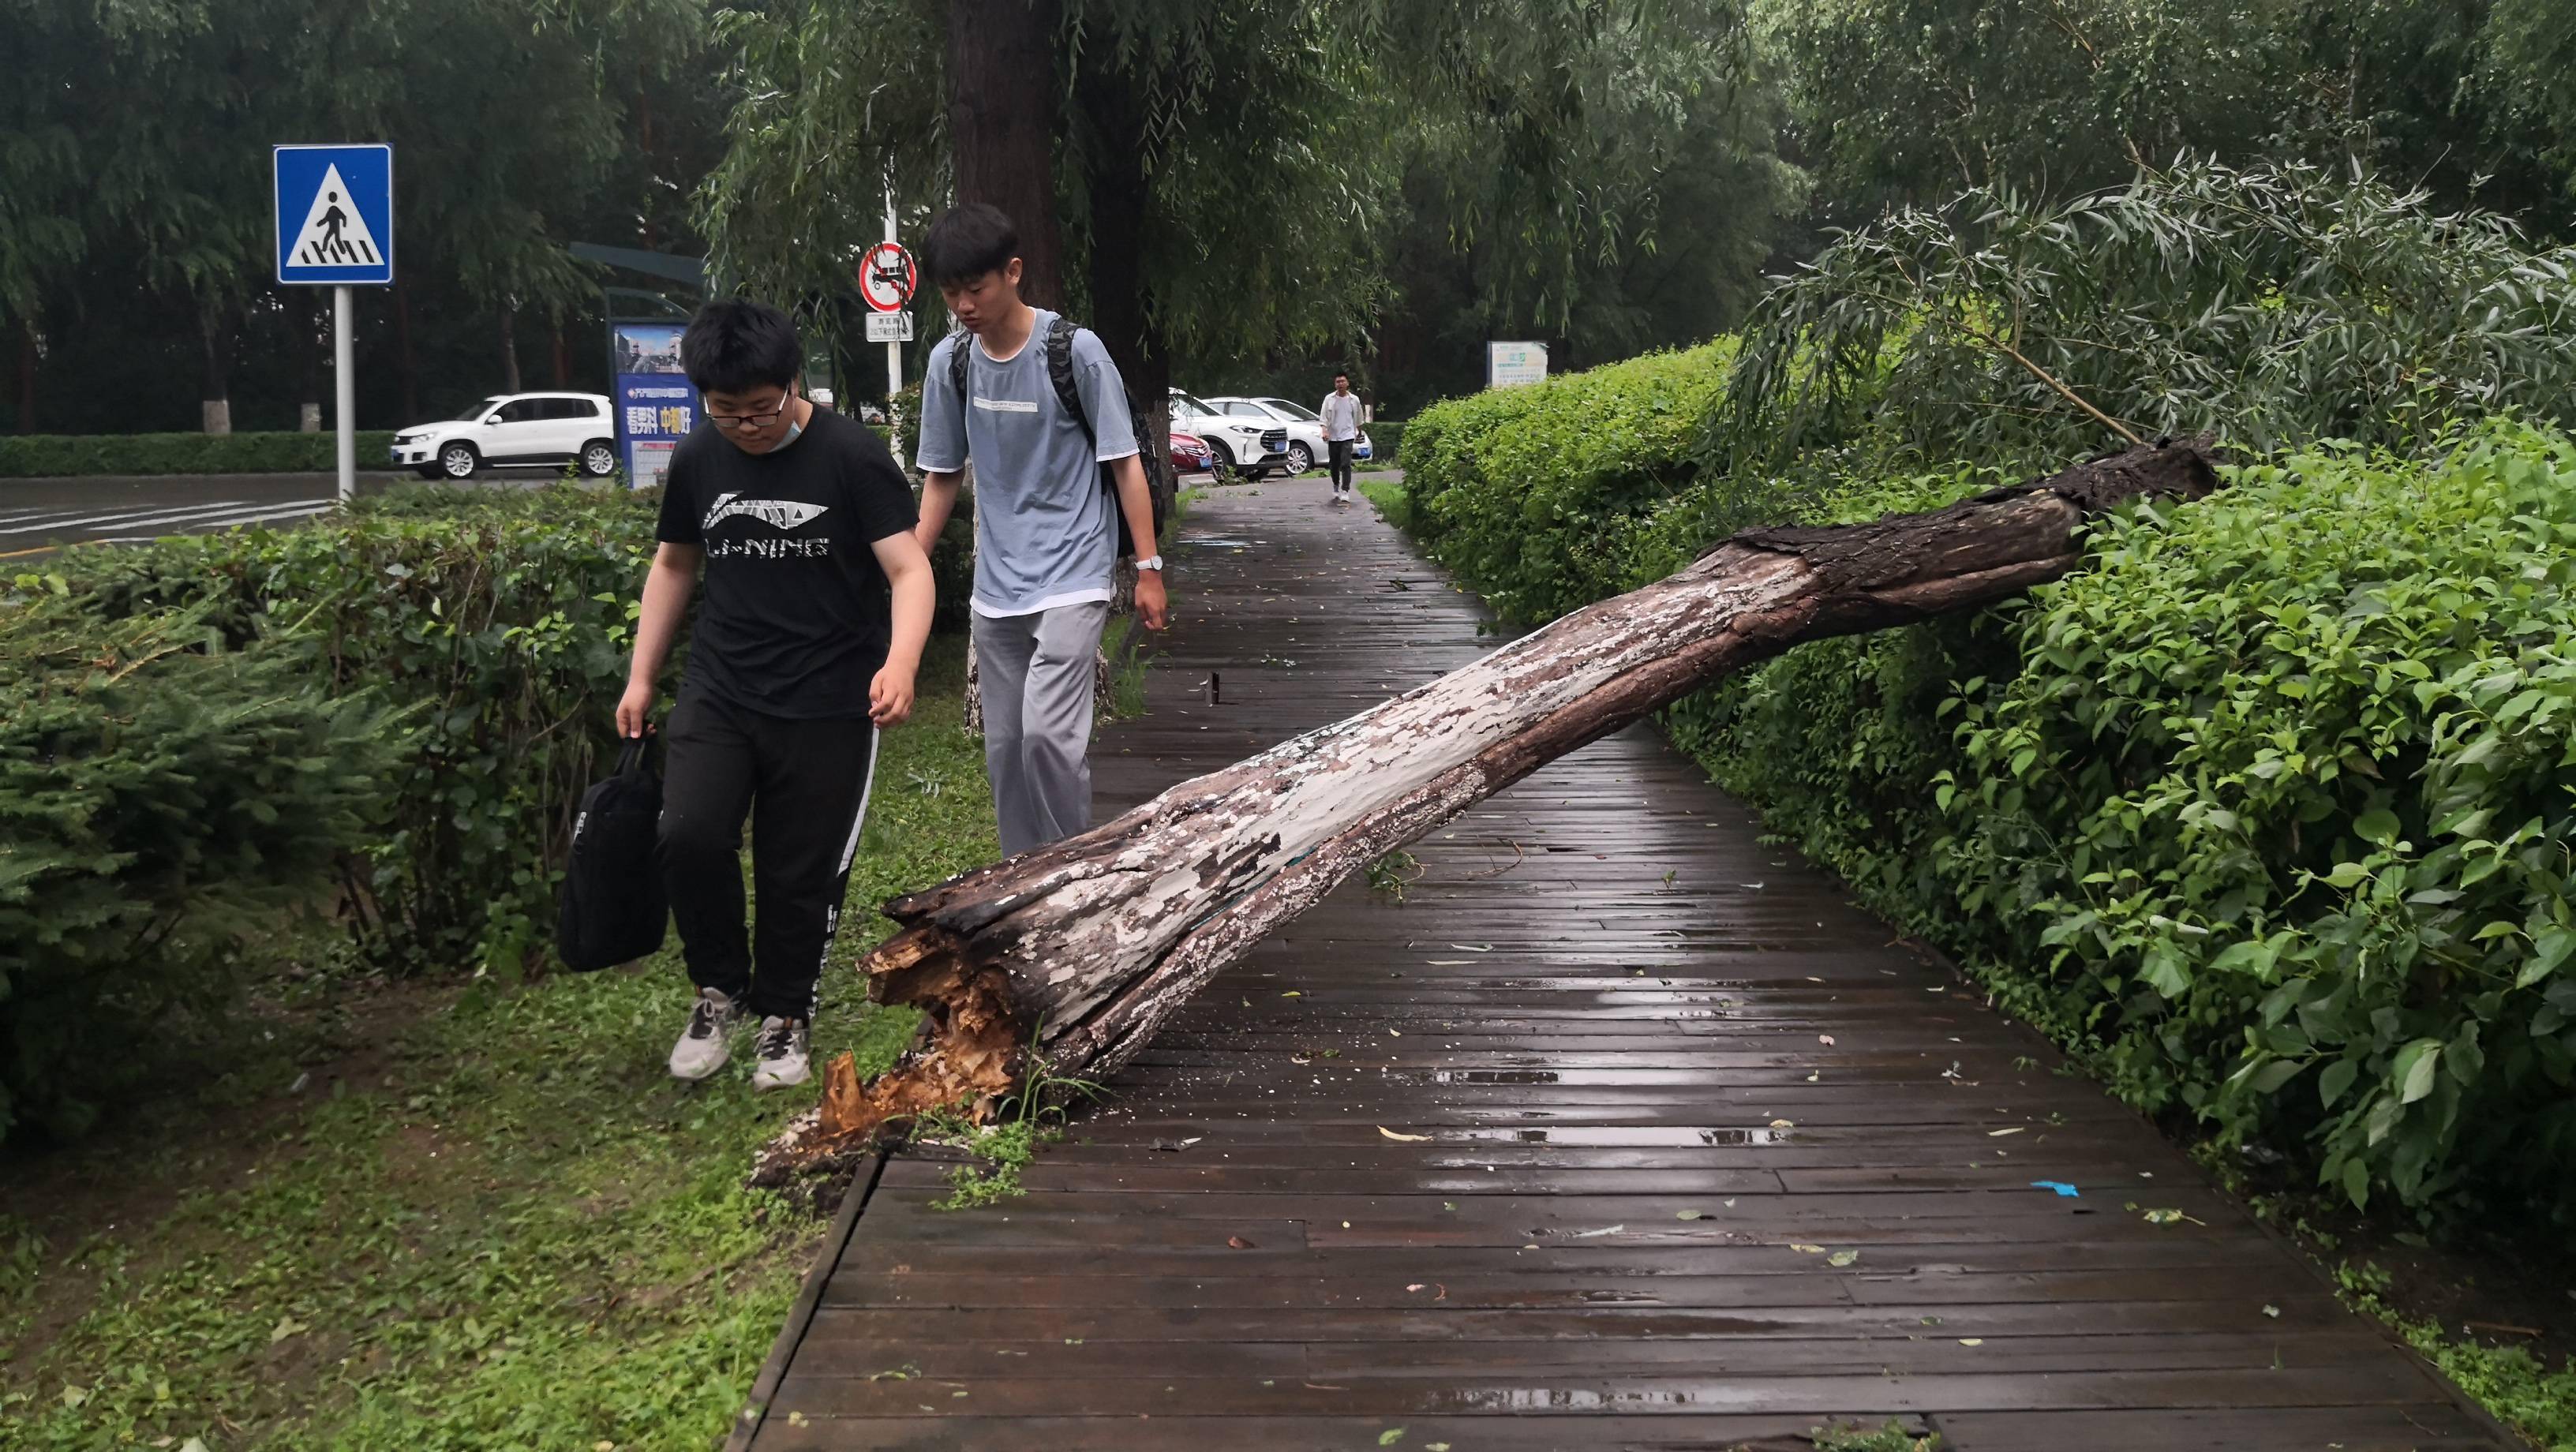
[
  {"xmin": 656, "ymin": 687, "xmax": 878, "ymax": 1021},
  {"xmin": 1328, "ymin": 439, "xmax": 1355, "ymax": 492}
]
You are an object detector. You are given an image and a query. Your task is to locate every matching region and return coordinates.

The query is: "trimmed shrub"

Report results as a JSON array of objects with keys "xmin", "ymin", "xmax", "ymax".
[
  {"xmin": 1366, "ymin": 420, "xmax": 1405, "ymax": 468},
  {"xmin": 0, "ymin": 589, "xmax": 403, "ymax": 1139},
  {"xmin": 1396, "ymin": 342, "xmax": 1734, "ymax": 623},
  {"xmin": 70, "ymin": 485, "xmax": 665, "ymax": 976},
  {"xmin": 0, "ymin": 431, "xmax": 402, "ymax": 478}
]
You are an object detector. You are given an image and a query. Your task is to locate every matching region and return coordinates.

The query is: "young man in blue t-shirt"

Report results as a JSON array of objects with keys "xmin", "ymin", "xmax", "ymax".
[{"xmin": 912, "ymin": 204, "xmax": 1169, "ymax": 859}]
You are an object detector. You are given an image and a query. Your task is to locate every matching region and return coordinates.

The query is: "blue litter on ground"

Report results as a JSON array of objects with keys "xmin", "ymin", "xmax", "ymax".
[{"xmin": 2031, "ymin": 1180, "xmax": 2080, "ymax": 1197}]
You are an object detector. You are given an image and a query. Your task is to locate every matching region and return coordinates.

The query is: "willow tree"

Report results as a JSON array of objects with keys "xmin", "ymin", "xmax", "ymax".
[{"xmin": 698, "ymin": 0, "xmax": 1782, "ymax": 414}]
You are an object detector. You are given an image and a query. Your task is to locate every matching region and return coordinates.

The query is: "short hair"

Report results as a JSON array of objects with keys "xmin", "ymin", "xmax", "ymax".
[
  {"xmin": 923, "ymin": 204, "xmax": 1020, "ymax": 286},
  {"xmin": 681, "ymin": 299, "xmax": 801, "ymax": 395},
  {"xmin": 1333, "ymin": 371, "xmax": 1350, "ymax": 380}
]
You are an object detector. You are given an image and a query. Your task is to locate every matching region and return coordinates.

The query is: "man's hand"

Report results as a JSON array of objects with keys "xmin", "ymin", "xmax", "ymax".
[
  {"xmin": 1135, "ymin": 569, "xmax": 1170, "ymax": 632},
  {"xmin": 616, "ymin": 679, "xmax": 655, "ymax": 739},
  {"xmin": 870, "ymin": 664, "xmax": 917, "ymax": 727}
]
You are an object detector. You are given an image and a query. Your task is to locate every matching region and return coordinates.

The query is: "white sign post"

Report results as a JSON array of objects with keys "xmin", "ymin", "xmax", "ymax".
[
  {"xmin": 275, "ymin": 144, "xmax": 394, "ymax": 504},
  {"xmin": 1485, "ymin": 340, "xmax": 1548, "ymax": 389}
]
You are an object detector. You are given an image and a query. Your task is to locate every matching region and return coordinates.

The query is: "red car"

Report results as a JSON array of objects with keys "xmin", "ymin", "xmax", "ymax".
[{"xmin": 1168, "ymin": 429, "xmax": 1218, "ymax": 477}]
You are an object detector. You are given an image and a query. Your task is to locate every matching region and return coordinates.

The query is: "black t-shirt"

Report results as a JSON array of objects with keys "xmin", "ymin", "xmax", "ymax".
[{"xmin": 655, "ymin": 407, "xmax": 918, "ymax": 719}]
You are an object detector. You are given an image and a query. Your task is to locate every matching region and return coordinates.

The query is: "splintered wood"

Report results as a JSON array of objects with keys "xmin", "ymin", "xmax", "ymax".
[{"xmin": 750, "ymin": 438, "xmax": 2222, "ymax": 1186}]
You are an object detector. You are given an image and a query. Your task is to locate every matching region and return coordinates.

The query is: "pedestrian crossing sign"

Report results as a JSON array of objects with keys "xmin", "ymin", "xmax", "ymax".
[{"xmin": 274, "ymin": 144, "xmax": 393, "ymax": 285}]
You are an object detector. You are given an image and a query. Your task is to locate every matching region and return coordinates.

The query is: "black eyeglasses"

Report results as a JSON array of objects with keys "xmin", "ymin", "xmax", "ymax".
[{"xmin": 706, "ymin": 393, "xmax": 793, "ymax": 430}]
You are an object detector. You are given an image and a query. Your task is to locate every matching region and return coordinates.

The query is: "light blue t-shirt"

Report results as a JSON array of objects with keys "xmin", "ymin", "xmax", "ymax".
[{"xmin": 915, "ymin": 310, "xmax": 1141, "ymax": 617}]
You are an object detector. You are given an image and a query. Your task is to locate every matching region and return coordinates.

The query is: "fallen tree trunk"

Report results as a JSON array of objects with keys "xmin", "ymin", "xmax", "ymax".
[{"xmin": 752, "ymin": 438, "xmax": 2222, "ymax": 1185}]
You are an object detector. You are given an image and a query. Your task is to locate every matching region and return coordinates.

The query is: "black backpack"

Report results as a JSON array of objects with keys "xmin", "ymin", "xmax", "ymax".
[
  {"xmin": 554, "ymin": 737, "xmax": 669, "ymax": 971},
  {"xmin": 945, "ymin": 316, "xmax": 1174, "ymax": 558}
]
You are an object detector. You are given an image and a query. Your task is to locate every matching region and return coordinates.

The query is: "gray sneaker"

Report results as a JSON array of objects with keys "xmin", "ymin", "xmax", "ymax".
[
  {"xmin": 751, "ymin": 1016, "xmax": 811, "ymax": 1091},
  {"xmin": 668, "ymin": 987, "xmax": 739, "ymax": 1081}
]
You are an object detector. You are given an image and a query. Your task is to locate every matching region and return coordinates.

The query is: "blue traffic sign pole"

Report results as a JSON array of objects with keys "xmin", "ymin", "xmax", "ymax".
[{"xmin": 275, "ymin": 145, "xmax": 393, "ymax": 503}]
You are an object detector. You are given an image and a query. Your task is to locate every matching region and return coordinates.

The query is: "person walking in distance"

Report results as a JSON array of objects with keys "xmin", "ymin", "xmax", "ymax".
[
  {"xmin": 912, "ymin": 203, "xmax": 1170, "ymax": 858},
  {"xmin": 618, "ymin": 299, "xmax": 935, "ymax": 1089},
  {"xmin": 1320, "ymin": 372, "xmax": 1363, "ymax": 503}
]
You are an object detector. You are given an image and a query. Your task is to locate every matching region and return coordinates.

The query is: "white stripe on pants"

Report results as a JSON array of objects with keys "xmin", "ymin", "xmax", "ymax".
[{"xmin": 972, "ymin": 600, "xmax": 1110, "ymax": 858}]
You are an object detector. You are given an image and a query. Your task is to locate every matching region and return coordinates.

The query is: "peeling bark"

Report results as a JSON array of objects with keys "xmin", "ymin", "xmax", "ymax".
[{"xmin": 750, "ymin": 439, "xmax": 2223, "ymax": 1186}]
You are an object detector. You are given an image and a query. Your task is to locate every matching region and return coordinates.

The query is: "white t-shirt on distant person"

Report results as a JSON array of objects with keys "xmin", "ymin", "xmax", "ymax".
[{"xmin": 1320, "ymin": 391, "xmax": 1363, "ymax": 443}]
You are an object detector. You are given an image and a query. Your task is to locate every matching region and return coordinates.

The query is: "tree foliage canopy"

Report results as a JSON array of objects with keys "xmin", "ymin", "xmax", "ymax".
[{"xmin": 1716, "ymin": 158, "xmax": 2576, "ymax": 473}]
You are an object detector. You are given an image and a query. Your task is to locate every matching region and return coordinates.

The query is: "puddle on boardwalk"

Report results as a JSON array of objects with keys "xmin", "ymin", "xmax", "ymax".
[{"xmin": 1452, "ymin": 1126, "xmax": 1804, "ymax": 1146}]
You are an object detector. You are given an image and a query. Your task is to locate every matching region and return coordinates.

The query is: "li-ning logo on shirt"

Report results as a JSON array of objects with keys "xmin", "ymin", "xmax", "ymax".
[{"xmin": 702, "ymin": 492, "xmax": 829, "ymax": 532}]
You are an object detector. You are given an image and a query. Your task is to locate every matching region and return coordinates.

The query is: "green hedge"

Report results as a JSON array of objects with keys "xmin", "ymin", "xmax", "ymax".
[
  {"xmin": 1399, "ymin": 339, "xmax": 2576, "ymax": 1220},
  {"xmin": 0, "ymin": 430, "xmax": 403, "ymax": 477},
  {"xmin": 0, "ymin": 589, "xmax": 403, "ymax": 1139},
  {"xmin": 72, "ymin": 485, "xmax": 666, "ymax": 979},
  {"xmin": 1366, "ymin": 421, "xmax": 1406, "ymax": 468},
  {"xmin": 1396, "ymin": 342, "xmax": 1734, "ymax": 623}
]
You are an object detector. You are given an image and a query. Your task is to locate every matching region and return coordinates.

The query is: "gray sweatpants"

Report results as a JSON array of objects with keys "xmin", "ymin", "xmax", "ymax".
[{"xmin": 973, "ymin": 601, "xmax": 1111, "ymax": 858}]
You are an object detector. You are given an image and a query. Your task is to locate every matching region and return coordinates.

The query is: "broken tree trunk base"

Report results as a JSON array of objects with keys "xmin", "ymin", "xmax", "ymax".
[{"xmin": 751, "ymin": 439, "xmax": 2224, "ymax": 1183}]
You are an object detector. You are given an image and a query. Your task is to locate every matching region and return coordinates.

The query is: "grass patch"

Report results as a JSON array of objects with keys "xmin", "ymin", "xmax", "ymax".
[
  {"xmin": 0, "ymin": 639, "xmax": 995, "ymax": 1449},
  {"xmin": 1802, "ymin": 1423, "xmax": 1942, "ymax": 1451},
  {"xmin": 1359, "ymin": 478, "xmax": 1410, "ymax": 531},
  {"xmin": 2339, "ymin": 1269, "xmax": 2576, "ymax": 1450}
]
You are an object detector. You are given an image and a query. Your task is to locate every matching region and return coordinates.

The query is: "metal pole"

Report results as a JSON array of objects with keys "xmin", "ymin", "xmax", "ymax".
[
  {"xmin": 334, "ymin": 284, "xmax": 356, "ymax": 503},
  {"xmin": 884, "ymin": 189, "xmax": 902, "ymax": 399}
]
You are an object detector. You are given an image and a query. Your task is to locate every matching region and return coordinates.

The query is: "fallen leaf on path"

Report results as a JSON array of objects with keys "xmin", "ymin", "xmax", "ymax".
[
  {"xmin": 1769, "ymin": 1119, "xmax": 1795, "ymax": 1130},
  {"xmin": 1987, "ymin": 1128, "xmax": 2025, "ymax": 1137},
  {"xmin": 1959, "ymin": 1338, "xmax": 1985, "ymax": 1346},
  {"xmin": 1228, "ymin": 1235, "xmax": 1256, "ymax": 1249},
  {"xmin": 1829, "ymin": 1250, "xmax": 1861, "ymax": 1267},
  {"xmin": 1818, "ymin": 1035, "xmax": 1836, "ymax": 1046},
  {"xmin": 1378, "ymin": 1126, "xmax": 1432, "ymax": 1142},
  {"xmin": 1571, "ymin": 1224, "xmax": 1626, "ymax": 1238},
  {"xmin": 1790, "ymin": 1243, "xmax": 1826, "ymax": 1255},
  {"xmin": 1676, "ymin": 1210, "xmax": 1705, "ymax": 1220}
]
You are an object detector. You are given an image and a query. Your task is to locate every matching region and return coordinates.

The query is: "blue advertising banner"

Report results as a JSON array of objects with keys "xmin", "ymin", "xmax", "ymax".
[{"xmin": 611, "ymin": 321, "xmax": 696, "ymax": 489}]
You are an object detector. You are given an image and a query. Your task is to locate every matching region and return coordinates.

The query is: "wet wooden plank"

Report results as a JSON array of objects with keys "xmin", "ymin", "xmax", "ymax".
[{"xmin": 746, "ymin": 484, "xmax": 2503, "ymax": 1449}]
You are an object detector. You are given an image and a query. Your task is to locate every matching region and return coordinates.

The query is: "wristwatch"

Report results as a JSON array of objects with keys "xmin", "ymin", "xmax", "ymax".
[{"xmin": 1136, "ymin": 555, "xmax": 1164, "ymax": 573}]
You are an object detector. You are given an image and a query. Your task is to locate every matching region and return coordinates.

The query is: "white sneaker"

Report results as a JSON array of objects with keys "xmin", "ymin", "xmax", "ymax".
[
  {"xmin": 668, "ymin": 987, "xmax": 739, "ymax": 1081},
  {"xmin": 751, "ymin": 1016, "xmax": 811, "ymax": 1091}
]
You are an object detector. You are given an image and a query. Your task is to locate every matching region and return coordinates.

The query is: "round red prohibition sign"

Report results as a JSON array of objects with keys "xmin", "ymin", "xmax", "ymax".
[{"xmin": 859, "ymin": 241, "xmax": 917, "ymax": 312}]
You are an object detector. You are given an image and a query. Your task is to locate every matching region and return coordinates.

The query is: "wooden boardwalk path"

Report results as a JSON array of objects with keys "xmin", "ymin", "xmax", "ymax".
[{"xmin": 738, "ymin": 483, "xmax": 2507, "ymax": 1451}]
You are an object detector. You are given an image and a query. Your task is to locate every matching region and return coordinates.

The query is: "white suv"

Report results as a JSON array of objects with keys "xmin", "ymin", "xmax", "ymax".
[
  {"xmin": 1169, "ymin": 389, "xmax": 1290, "ymax": 479},
  {"xmin": 1206, "ymin": 395, "xmax": 1372, "ymax": 476},
  {"xmin": 392, "ymin": 392, "xmax": 619, "ymax": 480}
]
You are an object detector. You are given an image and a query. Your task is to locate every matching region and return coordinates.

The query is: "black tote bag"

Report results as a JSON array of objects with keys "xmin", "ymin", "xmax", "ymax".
[{"xmin": 554, "ymin": 737, "xmax": 670, "ymax": 971}]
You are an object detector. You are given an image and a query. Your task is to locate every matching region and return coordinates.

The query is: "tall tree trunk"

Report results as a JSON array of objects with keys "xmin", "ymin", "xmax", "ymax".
[
  {"xmin": 551, "ymin": 315, "xmax": 570, "ymax": 387},
  {"xmin": 500, "ymin": 303, "xmax": 522, "ymax": 394},
  {"xmin": 947, "ymin": 0, "xmax": 1065, "ymax": 306},
  {"xmin": 1074, "ymin": 34, "xmax": 1168, "ymax": 456},
  {"xmin": 199, "ymin": 304, "xmax": 232, "ymax": 436},
  {"xmin": 393, "ymin": 276, "xmax": 419, "ymax": 421},
  {"xmin": 14, "ymin": 320, "xmax": 35, "ymax": 433},
  {"xmin": 754, "ymin": 439, "xmax": 2226, "ymax": 1183}
]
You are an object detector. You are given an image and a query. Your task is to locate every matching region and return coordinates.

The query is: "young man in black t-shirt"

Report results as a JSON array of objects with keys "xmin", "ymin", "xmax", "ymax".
[{"xmin": 617, "ymin": 300, "xmax": 934, "ymax": 1090}]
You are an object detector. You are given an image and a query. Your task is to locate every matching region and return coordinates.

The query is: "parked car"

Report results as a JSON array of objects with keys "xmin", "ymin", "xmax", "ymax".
[
  {"xmin": 391, "ymin": 391, "xmax": 618, "ymax": 480},
  {"xmin": 1205, "ymin": 395, "xmax": 1373, "ymax": 474},
  {"xmin": 1169, "ymin": 390, "xmax": 1289, "ymax": 478},
  {"xmin": 1169, "ymin": 429, "xmax": 1218, "ymax": 477}
]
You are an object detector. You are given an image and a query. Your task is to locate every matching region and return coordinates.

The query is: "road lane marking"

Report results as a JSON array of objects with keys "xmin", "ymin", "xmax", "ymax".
[
  {"xmin": 92, "ymin": 501, "xmax": 336, "ymax": 541},
  {"xmin": 0, "ymin": 500, "xmax": 264, "ymax": 537}
]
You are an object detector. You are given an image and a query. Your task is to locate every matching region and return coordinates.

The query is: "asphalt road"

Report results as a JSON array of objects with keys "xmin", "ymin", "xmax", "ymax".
[
  {"xmin": 1, "ymin": 470, "xmax": 421, "ymax": 558},
  {"xmin": 0, "ymin": 463, "xmax": 1404, "ymax": 561}
]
